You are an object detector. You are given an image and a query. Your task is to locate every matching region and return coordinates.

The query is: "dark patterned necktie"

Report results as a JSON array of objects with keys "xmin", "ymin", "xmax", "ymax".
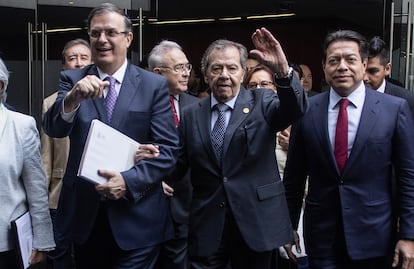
[
  {"xmin": 334, "ymin": 98, "xmax": 350, "ymax": 173},
  {"xmin": 211, "ymin": 103, "xmax": 229, "ymax": 161},
  {"xmin": 104, "ymin": 76, "xmax": 117, "ymax": 122}
]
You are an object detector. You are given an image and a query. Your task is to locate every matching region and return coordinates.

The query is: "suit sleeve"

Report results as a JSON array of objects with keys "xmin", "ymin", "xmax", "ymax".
[
  {"xmin": 42, "ymin": 71, "xmax": 78, "ymax": 138},
  {"xmin": 283, "ymin": 120, "xmax": 308, "ymax": 230},
  {"xmin": 394, "ymin": 100, "xmax": 414, "ymax": 239},
  {"xmin": 21, "ymin": 117, "xmax": 56, "ymax": 250}
]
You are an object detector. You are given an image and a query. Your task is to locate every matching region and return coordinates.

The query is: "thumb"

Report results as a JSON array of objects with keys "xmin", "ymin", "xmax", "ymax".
[
  {"xmin": 392, "ymin": 248, "xmax": 400, "ymax": 267},
  {"xmin": 98, "ymin": 169, "xmax": 115, "ymax": 179}
]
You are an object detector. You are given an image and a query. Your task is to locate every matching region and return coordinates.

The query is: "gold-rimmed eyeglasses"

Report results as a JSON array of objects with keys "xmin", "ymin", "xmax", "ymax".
[
  {"xmin": 88, "ymin": 29, "xmax": 129, "ymax": 39},
  {"xmin": 247, "ymin": 81, "xmax": 275, "ymax": 89},
  {"xmin": 159, "ymin": 63, "xmax": 192, "ymax": 73}
]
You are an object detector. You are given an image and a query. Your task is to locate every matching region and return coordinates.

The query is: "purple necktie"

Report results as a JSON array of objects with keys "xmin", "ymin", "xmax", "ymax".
[
  {"xmin": 334, "ymin": 98, "xmax": 350, "ymax": 173},
  {"xmin": 104, "ymin": 76, "xmax": 117, "ymax": 122}
]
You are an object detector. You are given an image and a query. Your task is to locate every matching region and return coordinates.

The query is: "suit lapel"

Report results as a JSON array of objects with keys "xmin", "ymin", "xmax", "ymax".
[
  {"xmin": 88, "ymin": 66, "xmax": 107, "ymax": 121},
  {"xmin": 195, "ymin": 98, "xmax": 217, "ymax": 165},
  {"xmin": 310, "ymin": 93, "xmax": 338, "ymax": 170},
  {"xmin": 110, "ymin": 63, "xmax": 140, "ymax": 129},
  {"xmin": 343, "ymin": 90, "xmax": 379, "ymax": 174},
  {"xmin": 222, "ymin": 88, "xmax": 252, "ymax": 157}
]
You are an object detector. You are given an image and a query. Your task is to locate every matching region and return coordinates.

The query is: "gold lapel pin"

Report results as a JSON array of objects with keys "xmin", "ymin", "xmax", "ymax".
[{"xmin": 243, "ymin": 107, "xmax": 249, "ymax": 114}]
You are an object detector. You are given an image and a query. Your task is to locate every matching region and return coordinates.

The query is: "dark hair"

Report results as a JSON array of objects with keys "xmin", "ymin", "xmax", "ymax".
[
  {"xmin": 201, "ymin": 39, "xmax": 248, "ymax": 75},
  {"xmin": 61, "ymin": 38, "xmax": 90, "ymax": 64},
  {"xmin": 322, "ymin": 30, "xmax": 368, "ymax": 63},
  {"xmin": 87, "ymin": 3, "xmax": 132, "ymax": 33},
  {"xmin": 242, "ymin": 64, "xmax": 274, "ymax": 88},
  {"xmin": 367, "ymin": 36, "xmax": 389, "ymax": 66},
  {"xmin": 290, "ymin": 63, "xmax": 303, "ymax": 79}
]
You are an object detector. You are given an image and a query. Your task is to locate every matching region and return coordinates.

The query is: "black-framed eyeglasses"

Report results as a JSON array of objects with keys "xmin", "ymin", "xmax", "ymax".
[
  {"xmin": 248, "ymin": 81, "xmax": 275, "ymax": 89},
  {"xmin": 88, "ymin": 29, "xmax": 129, "ymax": 38},
  {"xmin": 160, "ymin": 63, "xmax": 192, "ymax": 73}
]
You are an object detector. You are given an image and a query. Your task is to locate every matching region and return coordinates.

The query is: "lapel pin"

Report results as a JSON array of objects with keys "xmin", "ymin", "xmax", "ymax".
[{"xmin": 243, "ymin": 107, "xmax": 249, "ymax": 114}]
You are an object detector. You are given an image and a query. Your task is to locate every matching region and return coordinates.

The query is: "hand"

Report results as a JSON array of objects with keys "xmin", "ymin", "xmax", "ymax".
[
  {"xmin": 95, "ymin": 170, "xmax": 127, "ymax": 200},
  {"xmin": 64, "ymin": 75, "xmax": 109, "ymax": 112},
  {"xmin": 135, "ymin": 144, "xmax": 160, "ymax": 162},
  {"xmin": 29, "ymin": 249, "xmax": 47, "ymax": 267},
  {"xmin": 250, "ymin": 27, "xmax": 289, "ymax": 76},
  {"xmin": 392, "ymin": 239, "xmax": 414, "ymax": 269},
  {"xmin": 162, "ymin": 181, "xmax": 174, "ymax": 197},
  {"xmin": 278, "ymin": 127, "xmax": 290, "ymax": 151},
  {"xmin": 284, "ymin": 230, "xmax": 301, "ymax": 263}
]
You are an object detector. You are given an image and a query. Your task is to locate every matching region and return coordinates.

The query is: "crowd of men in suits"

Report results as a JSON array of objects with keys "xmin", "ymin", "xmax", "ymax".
[{"xmin": 2, "ymin": 2, "xmax": 414, "ymax": 269}]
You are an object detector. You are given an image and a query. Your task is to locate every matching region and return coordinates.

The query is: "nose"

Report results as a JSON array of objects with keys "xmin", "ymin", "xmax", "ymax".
[
  {"xmin": 219, "ymin": 67, "xmax": 231, "ymax": 78},
  {"xmin": 74, "ymin": 57, "xmax": 82, "ymax": 68},
  {"xmin": 337, "ymin": 58, "xmax": 348, "ymax": 71},
  {"xmin": 182, "ymin": 68, "xmax": 190, "ymax": 76},
  {"xmin": 96, "ymin": 31, "xmax": 108, "ymax": 41}
]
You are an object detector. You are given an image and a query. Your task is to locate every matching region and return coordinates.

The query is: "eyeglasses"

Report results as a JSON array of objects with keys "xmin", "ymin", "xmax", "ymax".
[
  {"xmin": 160, "ymin": 63, "xmax": 192, "ymax": 73},
  {"xmin": 88, "ymin": 29, "xmax": 129, "ymax": 39},
  {"xmin": 247, "ymin": 81, "xmax": 275, "ymax": 89}
]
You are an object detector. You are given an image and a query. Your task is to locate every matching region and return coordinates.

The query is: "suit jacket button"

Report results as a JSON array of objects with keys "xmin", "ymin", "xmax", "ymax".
[
  {"xmin": 219, "ymin": 202, "xmax": 225, "ymax": 208},
  {"xmin": 223, "ymin": 177, "xmax": 228, "ymax": 182}
]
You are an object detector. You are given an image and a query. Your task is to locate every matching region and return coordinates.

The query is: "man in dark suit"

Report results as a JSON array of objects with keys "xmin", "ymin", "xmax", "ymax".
[
  {"xmin": 363, "ymin": 36, "xmax": 414, "ymax": 118},
  {"xmin": 147, "ymin": 40, "xmax": 199, "ymax": 269},
  {"xmin": 283, "ymin": 30, "xmax": 414, "ymax": 269},
  {"xmin": 42, "ymin": 3, "xmax": 179, "ymax": 269},
  {"xmin": 173, "ymin": 28, "xmax": 307, "ymax": 269}
]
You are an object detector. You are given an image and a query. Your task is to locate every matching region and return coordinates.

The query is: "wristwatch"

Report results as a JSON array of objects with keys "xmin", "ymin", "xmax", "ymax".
[{"xmin": 274, "ymin": 66, "xmax": 294, "ymax": 87}]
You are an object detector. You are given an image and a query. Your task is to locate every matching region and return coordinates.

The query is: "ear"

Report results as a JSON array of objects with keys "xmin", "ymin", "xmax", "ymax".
[
  {"xmin": 153, "ymin": 67, "xmax": 162, "ymax": 75},
  {"xmin": 384, "ymin": 63, "xmax": 391, "ymax": 76},
  {"xmin": 362, "ymin": 58, "xmax": 368, "ymax": 68},
  {"xmin": 125, "ymin": 32, "xmax": 133, "ymax": 48}
]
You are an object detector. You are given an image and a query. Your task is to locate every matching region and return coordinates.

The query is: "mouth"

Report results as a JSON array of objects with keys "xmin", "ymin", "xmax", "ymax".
[
  {"xmin": 217, "ymin": 83, "xmax": 231, "ymax": 88},
  {"xmin": 96, "ymin": 47, "xmax": 112, "ymax": 53},
  {"xmin": 333, "ymin": 75, "xmax": 351, "ymax": 82}
]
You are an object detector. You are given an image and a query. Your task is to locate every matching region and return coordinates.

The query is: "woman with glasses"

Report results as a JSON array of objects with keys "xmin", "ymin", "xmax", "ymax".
[{"xmin": 243, "ymin": 64, "xmax": 277, "ymax": 91}]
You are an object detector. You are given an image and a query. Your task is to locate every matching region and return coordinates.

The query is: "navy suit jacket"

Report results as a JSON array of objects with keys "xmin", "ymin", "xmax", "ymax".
[
  {"xmin": 43, "ymin": 63, "xmax": 180, "ymax": 250},
  {"xmin": 176, "ymin": 76, "xmax": 307, "ymax": 256},
  {"xmin": 284, "ymin": 88, "xmax": 414, "ymax": 260},
  {"xmin": 385, "ymin": 81, "xmax": 414, "ymax": 119}
]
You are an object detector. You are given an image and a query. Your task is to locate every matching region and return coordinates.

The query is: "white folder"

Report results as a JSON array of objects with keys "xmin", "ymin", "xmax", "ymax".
[{"xmin": 77, "ymin": 119, "xmax": 140, "ymax": 184}]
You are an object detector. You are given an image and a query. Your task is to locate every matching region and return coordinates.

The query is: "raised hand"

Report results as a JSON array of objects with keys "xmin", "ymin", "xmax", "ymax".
[{"xmin": 250, "ymin": 27, "xmax": 289, "ymax": 77}]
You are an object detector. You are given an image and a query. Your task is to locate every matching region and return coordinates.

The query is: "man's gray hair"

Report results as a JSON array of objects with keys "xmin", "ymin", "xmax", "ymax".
[{"xmin": 148, "ymin": 40, "xmax": 183, "ymax": 70}]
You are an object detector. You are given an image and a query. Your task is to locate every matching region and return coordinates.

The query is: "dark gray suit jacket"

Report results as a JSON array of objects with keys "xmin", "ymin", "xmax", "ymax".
[
  {"xmin": 166, "ymin": 92, "xmax": 199, "ymax": 237},
  {"xmin": 176, "ymin": 76, "xmax": 307, "ymax": 256}
]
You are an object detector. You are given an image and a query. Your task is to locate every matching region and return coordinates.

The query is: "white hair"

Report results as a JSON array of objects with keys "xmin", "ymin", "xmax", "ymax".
[{"xmin": 0, "ymin": 58, "xmax": 9, "ymax": 104}]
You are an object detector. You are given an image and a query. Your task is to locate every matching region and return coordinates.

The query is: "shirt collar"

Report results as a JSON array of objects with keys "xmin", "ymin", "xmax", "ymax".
[
  {"xmin": 171, "ymin": 94, "xmax": 179, "ymax": 101},
  {"xmin": 210, "ymin": 91, "xmax": 239, "ymax": 110},
  {"xmin": 329, "ymin": 81, "xmax": 366, "ymax": 109},
  {"xmin": 376, "ymin": 79, "xmax": 386, "ymax": 93},
  {"xmin": 97, "ymin": 59, "xmax": 128, "ymax": 83}
]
